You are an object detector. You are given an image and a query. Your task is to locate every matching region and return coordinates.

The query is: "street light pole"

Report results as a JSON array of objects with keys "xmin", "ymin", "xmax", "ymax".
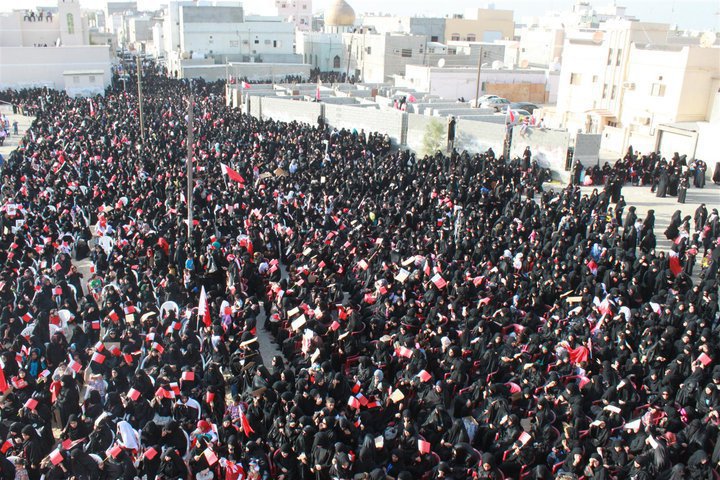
[
  {"xmin": 136, "ymin": 56, "xmax": 146, "ymax": 142},
  {"xmin": 474, "ymin": 46, "xmax": 483, "ymax": 108},
  {"xmin": 187, "ymin": 93, "xmax": 194, "ymax": 240}
]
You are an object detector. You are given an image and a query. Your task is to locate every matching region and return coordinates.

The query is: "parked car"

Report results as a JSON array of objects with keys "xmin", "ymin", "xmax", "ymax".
[
  {"xmin": 510, "ymin": 102, "xmax": 539, "ymax": 114},
  {"xmin": 481, "ymin": 97, "xmax": 510, "ymax": 111}
]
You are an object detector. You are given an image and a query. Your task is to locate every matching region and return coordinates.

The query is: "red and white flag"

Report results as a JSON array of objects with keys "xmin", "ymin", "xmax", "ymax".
[
  {"xmin": 220, "ymin": 163, "xmax": 246, "ymax": 184},
  {"xmin": 239, "ymin": 408, "xmax": 254, "ymax": 437},
  {"xmin": 241, "ymin": 81, "xmax": 250, "ymax": 89},
  {"xmin": 198, "ymin": 286, "xmax": 211, "ymax": 328}
]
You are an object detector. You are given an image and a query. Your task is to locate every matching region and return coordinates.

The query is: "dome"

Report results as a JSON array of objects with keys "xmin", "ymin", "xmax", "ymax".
[{"xmin": 325, "ymin": 0, "xmax": 356, "ymax": 26}]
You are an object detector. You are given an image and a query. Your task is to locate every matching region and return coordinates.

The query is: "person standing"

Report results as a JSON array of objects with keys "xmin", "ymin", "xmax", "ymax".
[{"xmin": 677, "ymin": 176, "xmax": 688, "ymax": 204}]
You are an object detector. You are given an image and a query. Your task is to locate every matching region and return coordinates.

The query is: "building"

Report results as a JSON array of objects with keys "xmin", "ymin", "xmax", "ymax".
[
  {"xmin": 550, "ymin": 20, "xmax": 719, "ymax": 159},
  {"xmin": 553, "ymin": 21, "xmax": 673, "ymax": 134},
  {"xmin": 444, "ymin": 8, "xmax": 514, "ymax": 44},
  {"xmin": 603, "ymin": 44, "xmax": 719, "ymax": 159},
  {"xmin": 0, "ymin": 0, "xmax": 112, "ymax": 95},
  {"xmin": 397, "ymin": 64, "xmax": 559, "ymax": 103},
  {"xmin": 295, "ymin": 0, "xmax": 356, "ymax": 73},
  {"xmin": 296, "ymin": 31, "xmax": 346, "ymax": 72},
  {"xmin": 343, "ymin": 32, "xmax": 428, "ymax": 83},
  {"xmin": 275, "ymin": 0, "xmax": 312, "ymax": 32},
  {"xmin": 516, "ymin": 27, "xmax": 565, "ymax": 68},
  {"xmin": 162, "ymin": 1, "xmax": 298, "ymax": 78},
  {"xmin": 361, "ymin": 15, "xmax": 445, "ymax": 43}
]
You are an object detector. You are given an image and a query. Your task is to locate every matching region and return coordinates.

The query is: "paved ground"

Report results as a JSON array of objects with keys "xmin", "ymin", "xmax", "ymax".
[
  {"xmin": 0, "ymin": 105, "xmax": 33, "ymax": 160},
  {"xmin": 548, "ymin": 180, "xmax": 719, "ymax": 281}
]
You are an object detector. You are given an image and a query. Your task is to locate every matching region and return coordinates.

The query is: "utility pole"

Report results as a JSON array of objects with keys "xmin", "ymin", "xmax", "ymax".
[
  {"xmin": 136, "ymin": 56, "xmax": 146, "ymax": 142},
  {"xmin": 186, "ymin": 93, "xmax": 194, "ymax": 240},
  {"xmin": 474, "ymin": 46, "xmax": 483, "ymax": 108}
]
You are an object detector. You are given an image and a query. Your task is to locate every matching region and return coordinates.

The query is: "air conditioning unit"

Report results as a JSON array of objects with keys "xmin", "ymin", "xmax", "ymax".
[{"xmin": 623, "ymin": 82, "xmax": 635, "ymax": 90}]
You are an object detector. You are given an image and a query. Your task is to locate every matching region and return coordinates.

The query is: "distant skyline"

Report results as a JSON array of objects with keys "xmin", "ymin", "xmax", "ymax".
[{"xmin": 2, "ymin": 0, "xmax": 718, "ymax": 31}]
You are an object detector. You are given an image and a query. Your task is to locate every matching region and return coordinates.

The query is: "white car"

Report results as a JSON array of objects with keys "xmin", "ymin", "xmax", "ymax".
[{"xmin": 481, "ymin": 97, "xmax": 510, "ymax": 111}]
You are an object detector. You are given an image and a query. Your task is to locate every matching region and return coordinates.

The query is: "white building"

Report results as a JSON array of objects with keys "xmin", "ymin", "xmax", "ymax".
[
  {"xmin": 162, "ymin": 2, "xmax": 299, "ymax": 79},
  {"xmin": 275, "ymin": 0, "xmax": 312, "ymax": 32},
  {"xmin": 344, "ymin": 32, "xmax": 428, "ymax": 83},
  {"xmin": 361, "ymin": 15, "xmax": 445, "ymax": 42},
  {"xmin": 552, "ymin": 21, "xmax": 672, "ymax": 133},
  {"xmin": 548, "ymin": 19, "xmax": 719, "ymax": 159},
  {"xmin": 0, "ymin": 0, "xmax": 111, "ymax": 95},
  {"xmin": 397, "ymin": 65, "xmax": 560, "ymax": 103},
  {"xmin": 295, "ymin": 0, "xmax": 356, "ymax": 73}
]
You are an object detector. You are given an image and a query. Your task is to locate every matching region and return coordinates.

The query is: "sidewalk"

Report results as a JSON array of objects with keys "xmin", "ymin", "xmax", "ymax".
[{"xmin": 0, "ymin": 105, "xmax": 34, "ymax": 160}]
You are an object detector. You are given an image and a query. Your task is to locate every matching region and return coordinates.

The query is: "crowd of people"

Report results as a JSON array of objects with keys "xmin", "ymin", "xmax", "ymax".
[
  {"xmin": 0, "ymin": 62, "xmax": 718, "ymax": 480},
  {"xmin": 573, "ymin": 148, "xmax": 719, "ymax": 205}
]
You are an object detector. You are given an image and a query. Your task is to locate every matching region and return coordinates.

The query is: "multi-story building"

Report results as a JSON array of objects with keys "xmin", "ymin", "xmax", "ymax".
[
  {"xmin": 444, "ymin": 8, "xmax": 514, "ymax": 44},
  {"xmin": 361, "ymin": 15, "xmax": 445, "ymax": 43},
  {"xmin": 0, "ymin": 0, "xmax": 112, "ymax": 95},
  {"xmin": 162, "ymin": 1, "xmax": 298, "ymax": 77},
  {"xmin": 343, "ymin": 32, "xmax": 428, "ymax": 84},
  {"xmin": 275, "ymin": 0, "xmax": 312, "ymax": 32},
  {"xmin": 551, "ymin": 20, "xmax": 719, "ymax": 159}
]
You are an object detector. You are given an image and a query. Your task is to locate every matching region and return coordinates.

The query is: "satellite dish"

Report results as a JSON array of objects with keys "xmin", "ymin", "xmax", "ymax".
[
  {"xmin": 699, "ymin": 31, "xmax": 715, "ymax": 48},
  {"xmin": 437, "ymin": 58, "xmax": 445, "ymax": 68},
  {"xmin": 592, "ymin": 31, "xmax": 604, "ymax": 44}
]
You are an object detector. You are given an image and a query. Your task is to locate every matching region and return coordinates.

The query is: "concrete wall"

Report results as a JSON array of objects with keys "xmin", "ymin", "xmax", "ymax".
[
  {"xmin": 511, "ymin": 128, "xmax": 570, "ymax": 180},
  {"xmin": 0, "ymin": 46, "xmax": 111, "ymax": 90},
  {"xmin": 325, "ymin": 103, "xmax": 405, "ymax": 144},
  {"xmin": 261, "ymin": 96, "xmax": 322, "ymax": 125},
  {"xmin": 455, "ymin": 119, "xmax": 506, "ymax": 156}
]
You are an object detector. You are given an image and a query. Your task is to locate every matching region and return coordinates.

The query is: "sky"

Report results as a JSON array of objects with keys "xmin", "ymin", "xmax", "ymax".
[{"xmin": 3, "ymin": 0, "xmax": 719, "ymax": 31}]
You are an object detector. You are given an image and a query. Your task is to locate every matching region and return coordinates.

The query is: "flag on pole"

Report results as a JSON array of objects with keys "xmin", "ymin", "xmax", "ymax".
[
  {"xmin": 239, "ymin": 408, "xmax": 254, "ymax": 437},
  {"xmin": 220, "ymin": 163, "xmax": 246, "ymax": 184},
  {"xmin": 198, "ymin": 286, "xmax": 211, "ymax": 328},
  {"xmin": 508, "ymin": 109, "xmax": 516, "ymax": 124},
  {"xmin": 241, "ymin": 81, "xmax": 250, "ymax": 89}
]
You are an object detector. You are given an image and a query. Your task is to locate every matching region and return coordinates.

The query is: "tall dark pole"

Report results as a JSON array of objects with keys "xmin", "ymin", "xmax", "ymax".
[
  {"xmin": 474, "ymin": 46, "xmax": 483, "ymax": 108},
  {"xmin": 136, "ymin": 56, "xmax": 146, "ymax": 142},
  {"xmin": 187, "ymin": 93, "xmax": 194, "ymax": 239}
]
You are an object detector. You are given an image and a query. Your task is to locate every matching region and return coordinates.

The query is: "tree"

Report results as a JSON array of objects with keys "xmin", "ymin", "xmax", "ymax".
[{"xmin": 422, "ymin": 119, "xmax": 445, "ymax": 157}]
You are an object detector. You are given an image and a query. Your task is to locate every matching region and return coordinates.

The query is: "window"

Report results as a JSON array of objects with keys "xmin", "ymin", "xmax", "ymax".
[
  {"xmin": 67, "ymin": 13, "xmax": 74, "ymax": 34},
  {"xmin": 401, "ymin": 48, "xmax": 412, "ymax": 57},
  {"xmin": 466, "ymin": 34, "xmax": 476, "ymax": 42},
  {"xmin": 602, "ymin": 84, "xmax": 607, "ymax": 98},
  {"xmin": 570, "ymin": 73, "xmax": 581, "ymax": 85},
  {"xmin": 615, "ymin": 49, "xmax": 622, "ymax": 66},
  {"xmin": 302, "ymin": 4, "xmax": 307, "ymax": 8},
  {"xmin": 333, "ymin": 55, "xmax": 340, "ymax": 68},
  {"xmin": 230, "ymin": 40, "xmax": 239, "ymax": 48},
  {"xmin": 651, "ymin": 83, "xmax": 666, "ymax": 97},
  {"xmin": 265, "ymin": 39, "xmax": 271, "ymax": 45},
  {"xmin": 254, "ymin": 39, "xmax": 259, "ymax": 44},
  {"xmin": 451, "ymin": 34, "xmax": 460, "ymax": 41},
  {"xmin": 431, "ymin": 36, "xmax": 438, "ymax": 42},
  {"xmin": 89, "ymin": 76, "xmax": 95, "ymax": 83},
  {"xmin": 592, "ymin": 75, "xmax": 598, "ymax": 83},
  {"xmin": 607, "ymin": 48, "xmax": 613, "ymax": 65},
  {"xmin": 273, "ymin": 40, "xmax": 279, "ymax": 48},
  {"xmin": 611, "ymin": 85, "xmax": 616, "ymax": 99},
  {"xmin": 365, "ymin": 46, "xmax": 371, "ymax": 54}
]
